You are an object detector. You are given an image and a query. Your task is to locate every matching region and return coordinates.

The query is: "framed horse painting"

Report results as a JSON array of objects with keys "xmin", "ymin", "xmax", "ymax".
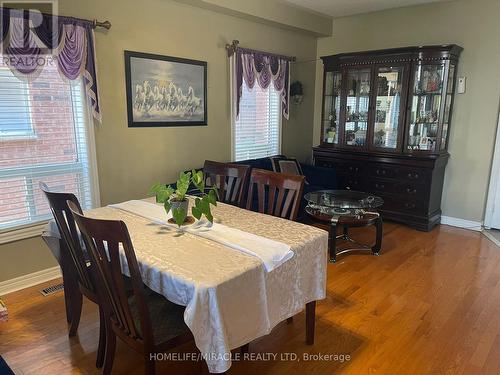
[{"xmin": 124, "ymin": 51, "xmax": 207, "ymax": 127}]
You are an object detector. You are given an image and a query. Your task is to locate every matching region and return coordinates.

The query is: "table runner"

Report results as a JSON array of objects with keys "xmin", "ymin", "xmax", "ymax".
[
  {"xmin": 109, "ymin": 199, "xmax": 294, "ymax": 272},
  {"xmin": 42, "ymin": 198, "xmax": 328, "ymax": 373}
]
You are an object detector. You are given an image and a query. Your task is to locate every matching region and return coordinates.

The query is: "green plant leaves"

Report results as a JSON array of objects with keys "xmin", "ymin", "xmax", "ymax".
[
  {"xmin": 164, "ymin": 200, "xmax": 172, "ymax": 214},
  {"xmin": 175, "ymin": 171, "xmax": 191, "ymax": 201},
  {"xmin": 150, "ymin": 170, "xmax": 217, "ymax": 226},
  {"xmin": 172, "ymin": 207, "xmax": 187, "ymax": 227},
  {"xmin": 208, "ymin": 188, "xmax": 217, "ymax": 206},
  {"xmin": 192, "ymin": 195, "xmax": 214, "ymax": 223},
  {"xmin": 149, "ymin": 183, "xmax": 173, "ymax": 204},
  {"xmin": 191, "ymin": 169, "xmax": 205, "ymax": 193}
]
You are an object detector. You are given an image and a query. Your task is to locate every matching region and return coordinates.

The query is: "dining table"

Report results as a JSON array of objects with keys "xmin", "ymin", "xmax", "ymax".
[{"xmin": 42, "ymin": 196, "xmax": 328, "ymax": 373}]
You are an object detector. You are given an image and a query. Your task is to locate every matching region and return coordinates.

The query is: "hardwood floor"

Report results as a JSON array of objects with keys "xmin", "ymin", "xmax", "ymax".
[{"xmin": 1, "ymin": 222, "xmax": 500, "ymax": 374}]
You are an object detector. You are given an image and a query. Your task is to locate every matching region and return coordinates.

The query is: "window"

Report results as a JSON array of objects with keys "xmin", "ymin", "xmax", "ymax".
[
  {"xmin": 233, "ymin": 83, "xmax": 281, "ymax": 162},
  {"xmin": 0, "ymin": 59, "xmax": 98, "ymax": 234},
  {"xmin": 0, "ymin": 68, "xmax": 33, "ymax": 137}
]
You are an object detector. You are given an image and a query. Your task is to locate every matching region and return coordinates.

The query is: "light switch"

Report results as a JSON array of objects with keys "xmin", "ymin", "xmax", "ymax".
[{"xmin": 457, "ymin": 77, "xmax": 466, "ymax": 94}]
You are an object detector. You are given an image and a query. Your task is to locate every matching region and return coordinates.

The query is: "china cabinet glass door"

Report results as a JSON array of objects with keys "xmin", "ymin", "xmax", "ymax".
[
  {"xmin": 322, "ymin": 71, "xmax": 342, "ymax": 144},
  {"xmin": 441, "ymin": 63, "xmax": 456, "ymax": 150},
  {"xmin": 344, "ymin": 68, "xmax": 371, "ymax": 147},
  {"xmin": 406, "ymin": 63, "xmax": 445, "ymax": 152},
  {"xmin": 372, "ymin": 66, "xmax": 404, "ymax": 150}
]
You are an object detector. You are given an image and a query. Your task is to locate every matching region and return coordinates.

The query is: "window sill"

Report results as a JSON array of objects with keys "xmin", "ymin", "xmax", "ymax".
[
  {"xmin": 0, "ymin": 220, "xmax": 49, "ymax": 245},
  {"xmin": 0, "ymin": 133, "xmax": 38, "ymax": 142}
]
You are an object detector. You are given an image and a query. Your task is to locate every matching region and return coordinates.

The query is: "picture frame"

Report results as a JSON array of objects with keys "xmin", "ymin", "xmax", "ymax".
[{"xmin": 124, "ymin": 50, "xmax": 207, "ymax": 127}]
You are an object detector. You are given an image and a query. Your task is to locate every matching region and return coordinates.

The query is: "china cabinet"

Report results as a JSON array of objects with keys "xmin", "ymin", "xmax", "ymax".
[{"xmin": 314, "ymin": 45, "xmax": 462, "ymax": 231}]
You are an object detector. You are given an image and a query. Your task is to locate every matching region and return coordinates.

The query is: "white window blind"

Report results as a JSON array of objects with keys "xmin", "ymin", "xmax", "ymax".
[
  {"xmin": 0, "ymin": 60, "xmax": 96, "ymax": 231},
  {"xmin": 233, "ymin": 83, "xmax": 281, "ymax": 162}
]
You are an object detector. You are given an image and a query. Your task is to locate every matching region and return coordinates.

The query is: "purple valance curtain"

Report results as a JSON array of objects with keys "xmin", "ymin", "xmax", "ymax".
[
  {"xmin": 0, "ymin": 8, "xmax": 101, "ymax": 121},
  {"xmin": 235, "ymin": 48, "xmax": 291, "ymax": 120}
]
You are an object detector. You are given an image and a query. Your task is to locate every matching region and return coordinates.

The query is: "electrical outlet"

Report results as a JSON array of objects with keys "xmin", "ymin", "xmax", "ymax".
[{"xmin": 457, "ymin": 77, "xmax": 466, "ymax": 94}]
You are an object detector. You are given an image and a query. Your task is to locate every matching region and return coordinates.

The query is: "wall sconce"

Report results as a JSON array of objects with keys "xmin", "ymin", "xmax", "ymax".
[{"xmin": 290, "ymin": 81, "xmax": 303, "ymax": 105}]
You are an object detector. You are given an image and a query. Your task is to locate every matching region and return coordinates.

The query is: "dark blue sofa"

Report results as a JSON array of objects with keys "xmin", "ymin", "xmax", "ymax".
[
  {"xmin": 232, "ymin": 156, "xmax": 338, "ymax": 221},
  {"xmin": 175, "ymin": 155, "xmax": 338, "ymax": 221}
]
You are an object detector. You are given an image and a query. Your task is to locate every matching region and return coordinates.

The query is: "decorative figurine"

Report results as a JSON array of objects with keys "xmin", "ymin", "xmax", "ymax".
[
  {"xmin": 427, "ymin": 70, "xmax": 441, "ymax": 92},
  {"xmin": 360, "ymin": 80, "xmax": 370, "ymax": 95}
]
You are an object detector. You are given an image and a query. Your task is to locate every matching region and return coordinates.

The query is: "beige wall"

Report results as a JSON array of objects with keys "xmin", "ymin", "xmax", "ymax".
[
  {"xmin": 313, "ymin": 0, "xmax": 500, "ymax": 223},
  {"xmin": 0, "ymin": 0, "xmax": 317, "ymax": 282}
]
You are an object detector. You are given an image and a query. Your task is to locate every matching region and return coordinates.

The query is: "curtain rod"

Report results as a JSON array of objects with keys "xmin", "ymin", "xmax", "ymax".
[
  {"xmin": 91, "ymin": 20, "xmax": 112, "ymax": 30},
  {"xmin": 225, "ymin": 40, "xmax": 296, "ymax": 62},
  {"xmin": 0, "ymin": 6, "xmax": 111, "ymax": 30}
]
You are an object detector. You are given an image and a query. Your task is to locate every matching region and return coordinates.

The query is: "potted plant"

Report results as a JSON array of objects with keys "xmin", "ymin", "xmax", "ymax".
[
  {"xmin": 149, "ymin": 170, "xmax": 217, "ymax": 227},
  {"xmin": 290, "ymin": 81, "xmax": 303, "ymax": 105}
]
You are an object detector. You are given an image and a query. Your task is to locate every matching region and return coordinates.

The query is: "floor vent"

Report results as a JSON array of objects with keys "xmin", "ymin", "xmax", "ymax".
[{"xmin": 40, "ymin": 283, "xmax": 64, "ymax": 296}]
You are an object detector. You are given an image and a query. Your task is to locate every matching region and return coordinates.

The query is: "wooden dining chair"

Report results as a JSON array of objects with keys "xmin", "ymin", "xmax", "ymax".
[
  {"xmin": 68, "ymin": 201, "xmax": 194, "ymax": 375},
  {"xmin": 245, "ymin": 170, "xmax": 305, "ymax": 326},
  {"xmin": 39, "ymin": 182, "xmax": 106, "ymax": 368},
  {"xmin": 203, "ymin": 160, "xmax": 250, "ymax": 207},
  {"xmin": 246, "ymin": 168, "xmax": 305, "ymax": 221}
]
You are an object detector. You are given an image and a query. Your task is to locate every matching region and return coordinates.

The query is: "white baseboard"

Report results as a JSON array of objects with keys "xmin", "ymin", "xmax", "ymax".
[
  {"xmin": 441, "ymin": 216, "xmax": 483, "ymax": 232},
  {"xmin": 0, "ymin": 266, "xmax": 62, "ymax": 296}
]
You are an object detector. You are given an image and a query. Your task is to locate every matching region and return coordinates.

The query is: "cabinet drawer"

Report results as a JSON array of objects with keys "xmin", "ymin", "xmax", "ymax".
[
  {"xmin": 378, "ymin": 194, "xmax": 428, "ymax": 214},
  {"xmin": 333, "ymin": 162, "xmax": 364, "ymax": 176},
  {"xmin": 315, "ymin": 157, "xmax": 335, "ymax": 169},
  {"xmin": 397, "ymin": 182, "xmax": 429, "ymax": 198},
  {"xmin": 369, "ymin": 165, "xmax": 399, "ymax": 179},
  {"xmin": 367, "ymin": 178, "xmax": 397, "ymax": 194},
  {"xmin": 399, "ymin": 167, "xmax": 431, "ymax": 183},
  {"xmin": 315, "ymin": 158, "xmax": 364, "ymax": 175}
]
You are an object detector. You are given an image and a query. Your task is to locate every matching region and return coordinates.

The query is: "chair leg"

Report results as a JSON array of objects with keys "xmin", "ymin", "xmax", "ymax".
[
  {"xmin": 68, "ymin": 291, "xmax": 83, "ymax": 337},
  {"xmin": 60, "ymin": 240, "xmax": 76, "ymax": 324},
  {"xmin": 96, "ymin": 306, "xmax": 106, "ymax": 368},
  {"xmin": 144, "ymin": 354, "xmax": 156, "ymax": 375},
  {"xmin": 102, "ymin": 327, "xmax": 116, "ymax": 375},
  {"xmin": 62, "ymin": 279, "xmax": 72, "ymax": 324}
]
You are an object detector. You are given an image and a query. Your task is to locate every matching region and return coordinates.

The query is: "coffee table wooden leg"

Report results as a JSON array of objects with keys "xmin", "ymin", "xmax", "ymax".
[
  {"xmin": 372, "ymin": 216, "xmax": 383, "ymax": 255},
  {"xmin": 329, "ymin": 223, "xmax": 337, "ymax": 263},
  {"xmin": 306, "ymin": 301, "xmax": 316, "ymax": 345}
]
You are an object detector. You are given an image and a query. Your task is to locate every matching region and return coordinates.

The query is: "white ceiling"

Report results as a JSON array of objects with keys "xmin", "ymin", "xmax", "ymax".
[{"xmin": 282, "ymin": 0, "xmax": 450, "ymax": 18}]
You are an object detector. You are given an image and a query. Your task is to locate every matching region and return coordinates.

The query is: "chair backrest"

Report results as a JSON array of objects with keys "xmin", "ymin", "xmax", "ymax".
[
  {"xmin": 68, "ymin": 201, "xmax": 154, "ymax": 347},
  {"xmin": 203, "ymin": 160, "xmax": 250, "ymax": 207},
  {"xmin": 39, "ymin": 182, "xmax": 94, "ymax": 293},
  {"xmin": 246, "ymin": 168, "xmax": 305, "ymax": 221}
]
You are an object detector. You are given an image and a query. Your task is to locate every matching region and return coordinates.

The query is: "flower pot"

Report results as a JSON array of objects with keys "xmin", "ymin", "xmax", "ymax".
[{"xmin": 170, "ymin": 199, "xmax": 188, "ymax": 214}]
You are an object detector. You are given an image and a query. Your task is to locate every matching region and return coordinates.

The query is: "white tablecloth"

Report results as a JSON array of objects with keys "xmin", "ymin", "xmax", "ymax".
[{"xmin": 42, "ymin": 198, "xmax": 328, "ymax": 373}]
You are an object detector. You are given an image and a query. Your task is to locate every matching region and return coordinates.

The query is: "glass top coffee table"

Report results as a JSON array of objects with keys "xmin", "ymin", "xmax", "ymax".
[{"xmin": 304, "ymin": 190, "xmax": 384, "ymax": 262}]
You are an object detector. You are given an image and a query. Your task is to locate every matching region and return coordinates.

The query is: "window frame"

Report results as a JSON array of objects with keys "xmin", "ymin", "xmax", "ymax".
[
  {"xmin": 0, "ymin": 77, "xmax": 100, "ymax": 244},
  {"xmin": 0, "ymin": 66, "xmax": 35, "ymax": 140},
  {"xmin": 230, "ymin": 57, "xmax": 283, "ymax": 162}
]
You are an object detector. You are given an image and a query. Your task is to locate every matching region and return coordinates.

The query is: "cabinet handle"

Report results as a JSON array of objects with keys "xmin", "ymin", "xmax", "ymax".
[
  {"xmin": 407, "ymin": 172, "xmax": 420, "ymax": 179},
  {"xmin": 375, "ymin": 183, "xmax": 385, "ymax": 190},
  {"xmin": 377, "ymin": 169, "xmax": 386, "ymax": 175},
  {"xmin": 404, "ymin": 202, "xmax": 416, "ymax": 209},
  {"xmin": 406, "ymin": 187, "xmax": 417, "ymax": 194}
]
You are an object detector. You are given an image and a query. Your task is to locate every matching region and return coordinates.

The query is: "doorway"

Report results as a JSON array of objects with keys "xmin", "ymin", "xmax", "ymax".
[{"xmin": 484, "ymin": 108, "xmax": 500, "ymax": 246}]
